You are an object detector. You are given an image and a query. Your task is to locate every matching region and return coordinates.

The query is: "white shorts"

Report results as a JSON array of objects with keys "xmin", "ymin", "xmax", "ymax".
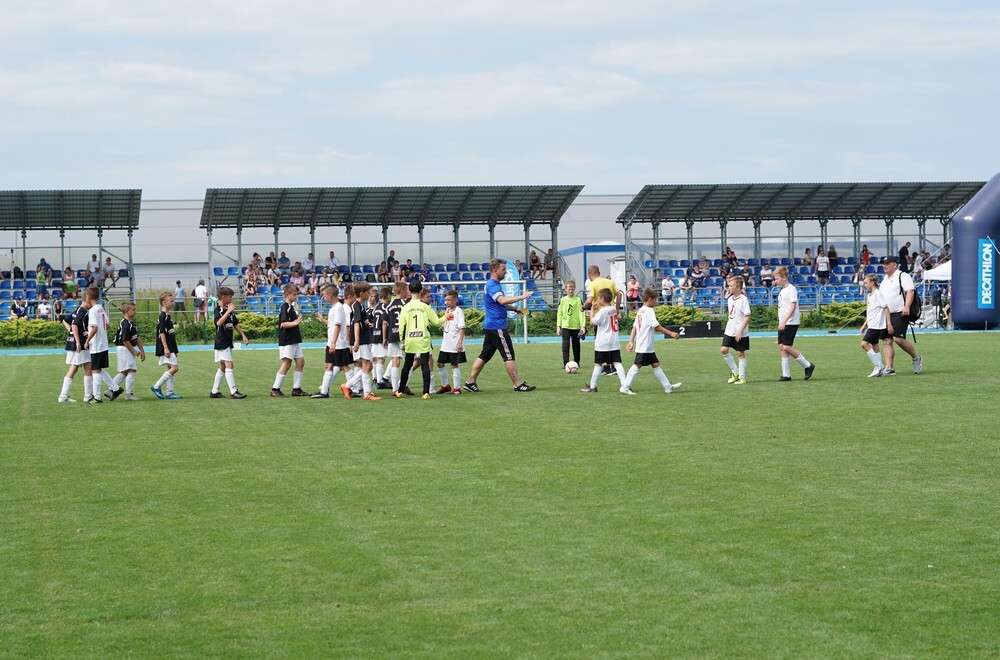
[
  {"xmin": 371, "ymin": 343, "xmax": 387, "ymax": 359},
  {"xmin": 352, "ymin": 344, "xmax": 373, "ymax": 362},
  {"xmin": 158, "ymin": 354, "xmax": 179, "ymax": 366},
  {"xmin": 214, "ymin": 348, "xmax": 234, "ymax": 363},
  {"xmin": 279, "ymin": 344, "xmax": 304, "ymax": 360},
  {"xmin": 116, "ymin": 346, "xmax": 138, "ymax": 372},
  {"xmin": 387, "ymin": 342, "xmax": 403, "ymax": 359},
  {"xmin": 66, "ymin": 349, "xmax": 91, "ymax": 366}
]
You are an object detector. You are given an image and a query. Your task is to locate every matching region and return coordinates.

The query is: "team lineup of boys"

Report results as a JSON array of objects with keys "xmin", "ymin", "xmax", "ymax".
[{"xmin": 56, "ymin": 255, "xmax": 923, "ymax": 403}]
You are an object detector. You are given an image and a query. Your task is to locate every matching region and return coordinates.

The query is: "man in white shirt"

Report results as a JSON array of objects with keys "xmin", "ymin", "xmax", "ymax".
[
  {"xmin": 878, "ymin": 256, "xmax": 923, "ymax": 375},
  {"xmin": 660, "ymin": 274, "xmax": 675, "ymax": 304},
  {"xmin": 302, "ymin": 253, "xmax": 314, "ymax": 271},
  {"xmin": 86, "ymin": 254, "xmax": 101, "ymax": 283},
  {"xmin": 326, "ymin": 251, "xmax": 340, "ymax": 271}
]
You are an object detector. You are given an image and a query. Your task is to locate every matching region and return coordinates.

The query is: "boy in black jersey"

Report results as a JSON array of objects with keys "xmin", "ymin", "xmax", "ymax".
[
  {"xmin": 210, "ymin": 286, "xmax": 249, "ymax": 399},
  {"xmin": 272, "ymin": 283, "xmax": 309, "ymax": 397},
  {"xmin": 340, "ymin": 281, "xmax": 380, "ymax": 401},
  {"xmin": 383, "ymin": 280, "xmax": 408, "ymax": 393},
  {"xmin": 111, "ymin": 301, "xmax": 145, "ymax": 400},
  {"xmin": 57, "ymin": 302, "xmax": 93, "ymax": 403},
  {"xmin": 152, "ymin": 291, "xmax": 182, "ymax": 399},
  {"xmin": 370, "ymin": 286, "xmax": 391, "ymax": 389}
]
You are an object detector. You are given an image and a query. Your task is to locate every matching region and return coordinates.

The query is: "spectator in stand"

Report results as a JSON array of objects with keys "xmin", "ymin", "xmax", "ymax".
[
  {"xmin": 827, "ymin": 245, "xmax": 839, "ymax": 270},
  {"xmin": 326, "ymin": 251, "xmax": 340, "ymax": 271},
  {"xmin": 401, "ymin": 259, "xmax": 415, "ymax": 280},
  {"xmin": 739, "ymin": 263, "xmax": 754, "ymax": 286},
  {"xmin": 386, "ymin": 250, "xmax": 398, "ymax": 268},
  {"xmin": 689, "ymin": 263, "xmax": 706, "ymax": 288},
  {"xmin": 101, "ymin": 257, "xmax": 118, "ymax": 288},
  {"xmin": 803, "ymin": 247, "xmax": 814, "ymax": 268},
  {"xmin": 277, "ymin": 252, "xmax": 291, "ymax": 274},
  {"xmin": 543, "ymin": 249, "xmax": 558, "ymax": 279},
  {"xmin": 173, "ymin": 280, "xmax": 190, "ymax": 323},
  {"xmin": 759, "ymin": 261, "xmax": 774, "ymax": 288},
  {"xmin": 514, "ymin": 260, "xmax": 526, "ymax": 279},
  {"xmin": 292, "ymin": 261, "xmax": 304, "ymax": 276},
  {"xmin": 36, "ymin": 265, "xmax": 51, "ymax": 295},
  {"xmin": 302, "ymin": 253, "xmax": 314, "ymax": 271},
  {"xmin": 853, "ymin": 264, "xmax": 867, "ymax": 294},
  {"xmin": 913, "ymin": 251, "xmax": 926, "ymax": 279},
  {"xmin": 52, "ymin": 297, "xmax": 64, "ymax": 319},
  {"xmin": 11, "ymin": 297, "xmax": 28, "ymax": 318},
  {"xmin": 529, "ymin": 251, "xmax": 544, "ymax": 280},
  {"xmin": 329, "ymin": 269, "xmax": 343, "ymax": 291},
  {"xmin": 62, "ymin": 267, "xmax": 78, "ymax": 299},
  {"xmin": 698, "ymin": 255, "xmax": 710, "ymax": 271},
  {"xmin": 86, "ymin": 254, "xmax": 101, "ymax": 284},
  {"xmin": 265, "ymin": 262, "xmax": 281, "ymax": 286},
  {"xmin": 291, "ymin": 268, "xmax": 307, "ymax": 294},
  {"xmin": 660, "ymin": 272, "xmax": 675, "ymax": 304},
  {"xmin": 250, "ymin": 253, "xmax": 263, "ymax": 269},
  {"xmin": 897, "ymin": 241, "xmax": 912, "ymax": 273},
  {"xmin": 193, "ymin": 279, "xmax": 209, "ymax": 324},
  {"xmin": 244, "ymin": 269, "xmax": 258, "ymax": 297},
  {"xmin": 626, "ymin": 275, "xmax": 641, "ymax": 311},
  {"xmin": 815, "ymin": 247, "xmax": 831, "ymax": 286},
  {"xmin": 939, "ymin": 243, "xmax": 951, "ymax": 264},
  {"xmin": 860, "ymin": 244, "xmax": 871, "ymax": 265},
  {"xmin": 390, "ymin": 260, "xmax": 402, "ymax": 282},
  {"xmin": 678, "ymin": 276, "xmax": 693, "ymax": 303},
  {"xmin": 724, "ymin": 247, "xmax": 738, "ymax": 267},
  {"xmin": 376, "ymin": 262, "xmax": 390, "ymax": 283},
  {"xmin": 37, "ymin": 294, "xmax": 52, "ymax": 320}
]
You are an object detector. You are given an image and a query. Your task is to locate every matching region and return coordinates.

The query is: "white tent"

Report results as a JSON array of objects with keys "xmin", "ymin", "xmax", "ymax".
[{"xmin": 921, "ymin": 260, "xmax": 952, "ymax": 281}]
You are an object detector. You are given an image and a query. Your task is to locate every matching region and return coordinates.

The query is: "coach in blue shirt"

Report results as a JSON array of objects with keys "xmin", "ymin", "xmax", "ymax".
[{"xmin": 462, "ymin": 258, "xmax": 536, "ymax": 393}]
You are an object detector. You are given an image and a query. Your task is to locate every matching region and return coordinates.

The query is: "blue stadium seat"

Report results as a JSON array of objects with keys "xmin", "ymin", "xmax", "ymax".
[
  {"xmin": 0, "ymin": 291, "xmax": 9, "ymax": 300},
  {"xmin": 658, "ymin": 260, "xmax": 669, "ymax": 269},
  {"xmin": 119, "ymin": 269, "xmax": 130, "ymax": 278},
  {"xmin": 474, "ymin": 272, "xmax": 486, "ymax": 281},
  {"xmin": 846, "ymin": 257, "xmax": 859, "ymax": 265},
  {"xmin": 480, "ymin": 262, "xmax": 489, "ymax": 271},
  {"xmin": 362, "ymin": 264, "xmax": 374, "ymax": 273},
  {"xmin": 227, "ymin": 266, "xmax": 239, "ymax": 276},
  {"xmin": 350, "ymin": 265, "xmax": 362, "ymax": 274},
  {"xmin": 446, "ymin": 263, "xmax": 457, "ymax": 272},
  {"xmin": 339, "ymin": 265, "xmax": 349, "ymax": 274},
  {"xmin": 680, "ymin": 260, "xmax": 691, "ymax": 268},
  {"xmin": 469, "ymin": 262, "xmax": 480, "ymax": 271},
  {"xmin": 64, "ymin": 300, "xmax": 78, "ymax": 311},
  {"xmin": 461, "ymin": 272, "xmax": 472, "ymax": 281},
  {"xmin": 214, "ymin": 267, "xmax": 224, "ymax": 277},
  {"xmin": 644, "ymin": 260, "xmax": 655, "ymax": 269},
  {"xmin": 449, "ymin": 272, "xmax": 461, "ymax": 281},
  {"xmin": 668, "ymin": 260, "xmax": 680, "ymax": 268},
  {"xmin": 780, "ymin": 258, "xmax": 792, "ymax": 266},
  {"xmin": 459, "ymin": 262, "xmax": 470, "ymax": 271}
]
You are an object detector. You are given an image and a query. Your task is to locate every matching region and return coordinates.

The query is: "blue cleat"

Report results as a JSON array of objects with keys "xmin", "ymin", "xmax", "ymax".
[
  {"xmin": 165, "ymin": 393, "xmax": 184, "ymax": 399},
  {"xmin": 151, "ymin": 385, "xmax": 165, "ymax": 399}
]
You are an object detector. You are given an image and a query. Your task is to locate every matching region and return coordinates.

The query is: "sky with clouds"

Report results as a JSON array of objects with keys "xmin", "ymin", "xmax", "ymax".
[{"xmin": 2, "ymin": 0, "xmax": 999, "ymax": 198}]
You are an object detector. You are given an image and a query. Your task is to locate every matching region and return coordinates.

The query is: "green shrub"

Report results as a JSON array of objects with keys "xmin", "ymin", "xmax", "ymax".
[
  {"xmin": 801, "ymin": 302, "xmax": 866, "ymax": 329},
  {"xmin": 0, "ymin": 319, "xmax": 67, "ymax": 347}
]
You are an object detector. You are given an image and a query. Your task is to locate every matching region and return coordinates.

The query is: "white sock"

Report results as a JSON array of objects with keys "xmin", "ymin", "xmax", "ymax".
[
  {"xmin": 390, "ymin": 366, "xmax": 400, "ymax": 391},
  {"xmin": 155, "ymin": 371, "xmax": 170, "ymax": 388},
  {"xmin": 83, "ymin": 375, "xmax": 93, "ymax": 400},
  {"xmin": 166, "ymin": 375, "xmax": 175, "ymax": 395},
  {"xmin": 113, "ymin": 373, "xmax": 125, "ymax": 388},
  {"xmin": 320, "ymin": 370, "xmax": 333, "ymax": 394},
  {"xmin": 212, "ymin": 370, "xmax": 224, "ymax": 393},
  {"xmin": 590, "ymin": 365, "xmax": 602, "ymax": 389},
  {"xmin": 428, "ymin": 367, "xmax": 436, "ymax": 390},
  {"xmin": 438, "ymin": 367, "xmax": 448, "ymax": 388},
  {"xmin": 624, "ymin": 365, "xmax": 639, "ymax": 389},
  {"xmin": 346, "ymin": 368, "xmax": 363, "ymax": 389},
  {"xmin": 867, "ymin": 349, "xmax": 882, "ymax": 368},
  {"xmin": 92, "ymin": 374, "xmax": 102, "ymax": 400},
  {"xmin": 293, "ymin": 370, "xmax": 303, "ymax": 389},
  {"xmin": 452, "ymin": 367, "xmax": 462, "ymax": 389},
  {"xmin": 361, "ymin": 372, "xmax": 372, "ymax": 396},
  {"xmin": 652, "ymin": 366, "xmax": 671, "ymax": 390},
  {"xmin": 60, "ymin": 377, "xmax": 73, "ymax": 398},
  {"xmin": 125, "ymin": 373, "xmax": 135, "ymax": 395},
  {"xmin": 795, "ymin": 354, "xmax": 810, "ymax": 368},
  {"xmin": 738, "ymin": 358, "xmax": 747, "ymax": 379},
  {"xmin": 723, "ymin": 353, "xmax": 737, "ymax": 372},
  {"xmin": 225, "ymin": 368, "xmax": 236, "ymax": 394},
  {"xmin": 374, "ymin": 362, "xmax": 384, "ymax": 382},
  {"xmin": 781, "ymin": 356, "xmax": 791, "ymax": 378},
  {"xmin": 614, "ymin": 363, "xmax": 627, "ymax": 386},
  {"xmin": 101, "ymin": 370, "xmax": 117, "ymax": 389},
  {"xmin": 273, "ymin": 372, "xmax": 286, "ymax": 390}
]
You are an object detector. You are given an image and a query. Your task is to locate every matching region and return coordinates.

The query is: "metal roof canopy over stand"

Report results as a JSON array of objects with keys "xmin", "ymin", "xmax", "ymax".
[
  {"xmin": 199, "ymin": 185, "xmax": 583, "ymax": 286},
  {"xmin": 0, "ymin": 189, "xmax": 141, "ymax": 300},
  {"xmin": 617, "ymin": 181, "xmax": 985, "ymax": 264}
]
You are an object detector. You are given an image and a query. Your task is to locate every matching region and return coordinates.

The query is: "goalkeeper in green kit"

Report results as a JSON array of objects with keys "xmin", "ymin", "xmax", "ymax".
[{"xmin": 394, "ymin": 280, "xmax": 449, "ymax": 399}]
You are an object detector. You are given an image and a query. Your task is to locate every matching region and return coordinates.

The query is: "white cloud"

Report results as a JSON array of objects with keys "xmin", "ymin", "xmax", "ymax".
[{"xmin": 681, "ymin": 80, "xmax": 948, "ymax": 108}]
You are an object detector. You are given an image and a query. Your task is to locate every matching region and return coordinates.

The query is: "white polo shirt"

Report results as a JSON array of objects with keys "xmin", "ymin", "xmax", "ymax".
[
  {"xmin": 778, "ymin": 284, "xmax": 800, "ymax": 325},
  {"xmin": 879, "ymin": 269, "xmax": 915, "ymax": 314}
]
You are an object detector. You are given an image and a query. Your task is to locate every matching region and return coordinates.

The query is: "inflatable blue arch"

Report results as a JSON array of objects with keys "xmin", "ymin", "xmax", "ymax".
[{"xmin": 952, "ymin": 173, "xmax": 1000, "ymax": 329}]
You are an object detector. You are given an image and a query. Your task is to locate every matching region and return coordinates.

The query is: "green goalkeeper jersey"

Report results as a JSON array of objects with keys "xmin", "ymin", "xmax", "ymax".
[{"xmin": 398, "ymin": 299, "xmax": 444, "ymax": 354}]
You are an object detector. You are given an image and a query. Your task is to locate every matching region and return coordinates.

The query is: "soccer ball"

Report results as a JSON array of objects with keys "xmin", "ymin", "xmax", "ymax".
[{"xmin": 565, "ymin": 360, "xmax": 579, "ymax": 374}]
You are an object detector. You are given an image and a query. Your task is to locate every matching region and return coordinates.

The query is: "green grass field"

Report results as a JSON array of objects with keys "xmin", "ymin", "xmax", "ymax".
[{"xmin": 2, "ymin": 333, "xmax": 998, "ymax": 657}]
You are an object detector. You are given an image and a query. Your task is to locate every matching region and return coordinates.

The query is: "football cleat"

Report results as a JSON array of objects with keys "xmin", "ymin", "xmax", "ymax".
[
  {"xmin": 804, "ymin": 363, "xmax": 816, "ymax": 381},
  {"xmin": 727, "ymin": 371, "xmax": 739, "ymax": 384}
]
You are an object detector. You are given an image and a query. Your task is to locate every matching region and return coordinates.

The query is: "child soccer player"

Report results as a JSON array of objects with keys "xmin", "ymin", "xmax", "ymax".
[
  {"xmin": 341, "ymin": 282, "xmax": 379, "ymax": 400},
  {"xmin": 859, "ymin": 273, "xmax": 890, "ymax": 377},
  {"xmin": 369, "ymin": 287, "xmax": 390, "ymax": 389},
  {"xmin": 383, "ymin": 280, "xmax": 408, "ymax": 393},
  {"xmin": 80, "ymin": 287, "xmax": 122, "ymax": 403},
  {"xmin": 57, "ymin": 299, "xmax": 92, "ymax": 403},
  {"xmin": 111, "ymin": 301, "xmax": 145, "ymax": 400},
  {"xmin": 581, "ymin": 288, "xmax": 627, "ymax": 393},
  {"xmin": 210, "ymin": 286, "xmax": 249, "ymax": 399},
  {"xmin": 556, "ymin": 279, "xmax": 585, "ymax": 367},
  {"xmin": 272, "ymin": 283, "xmax": 309, "ymax": 397},
  {"xmin": 773, "ymin": 266, "xmax": 816, "ymax": 382},
  {"xmin": 151, "ymin": 291, "xmax": 182, "ymax": 399},
  {"xmin": 395, "ymin": 280, "xmax": 447, "ymax": 399},
  {"xmin": 721, "ymin": 276, "xmax": 751, "ymax": 385},
  {"xmin": 621, "ymin": 288, "xmax": 681, "ymax": 395},
  {"xmin": 312, "ymin": 283, "xmax": 353, "ymax": 398},
  {"xmin": 436, "ymin": 289, "xmax": 466, "ymax": 394}
]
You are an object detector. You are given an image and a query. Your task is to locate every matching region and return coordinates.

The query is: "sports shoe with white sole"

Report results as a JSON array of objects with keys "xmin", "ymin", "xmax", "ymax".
[
  {"xmin": 913, "ymin": 355, "xmax": 923, "ymax": 374},
  {"xmin": 868, "ymin": 367, "xmax": 883, "ymax": 378},
  {"xmin": 727, "ymin": 371, "xmax": 739, "ymax": 384},
  {"xmin": 124, "ymin": 394, "xmax": 141, "ymax": 401},
  {"xmin": 881, "ymin": 367, "xmax": 896, "ymax": 376},
  {"xmin": 57, "ymin": 396, "xmax": 77, "ymax": 403},
  {"xmin": 667, "ymin": 382, "xmax": 683, "ymax": 393},
  {"xmin": 619, "ymin": 386, "xmax": 636, "ymax": 395}
]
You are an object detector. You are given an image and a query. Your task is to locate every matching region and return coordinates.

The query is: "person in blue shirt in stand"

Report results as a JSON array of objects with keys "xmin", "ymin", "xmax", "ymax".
[{"xmin": 462, "ymin": 258, "xmax": 536, "ymax": 393}]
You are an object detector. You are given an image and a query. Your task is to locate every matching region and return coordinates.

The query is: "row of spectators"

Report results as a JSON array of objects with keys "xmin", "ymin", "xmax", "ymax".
[{"xmin": 2, "ymin": 255, "xmax": 122, "ymax": 299}]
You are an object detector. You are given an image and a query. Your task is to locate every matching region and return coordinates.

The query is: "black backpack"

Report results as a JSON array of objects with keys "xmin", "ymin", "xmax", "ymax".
[{"xmin": 900, "ymin": 277, "xmax": 922, "ymax": 322}]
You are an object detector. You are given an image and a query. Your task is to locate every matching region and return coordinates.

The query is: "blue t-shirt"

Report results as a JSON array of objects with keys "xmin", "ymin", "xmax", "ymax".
[{"xmin": 483, "ymin": 278, "xmax": 508, "ymax": 331}]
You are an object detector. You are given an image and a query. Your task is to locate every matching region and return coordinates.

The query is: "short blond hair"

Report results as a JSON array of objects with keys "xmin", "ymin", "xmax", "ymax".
[
  {"xmin": 120, "ymin": 301, "xmax": 136, "ymax": 313},
  {"xmin": 773, "ymin": 266, "xmax": 789, "ymax": 278},
  {"xmin": 727, "ymin": 276, "xmax": 744, "ymax": 291}
]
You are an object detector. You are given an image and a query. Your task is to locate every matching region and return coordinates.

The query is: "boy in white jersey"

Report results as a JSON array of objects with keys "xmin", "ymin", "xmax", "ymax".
[
  {"xmin": 272, "ymin": 283, "xmax": 309, "ymax": 397},
  {"xmin": 721, "ymin": 277, "xmax": 751, "ymax": 385},
  {"xmin": 580, "ymin": 288, "xmax": 627, "ymax": 393},
  {"xmin": 57, "ymin": 297, "xmax": 92, "ymax": 403},
  {"xmin": 859, "ymin": 274, "xmax": 890, "ymax": 377},
  {"xmin": 312, "ymin": 283, "xmax": 354, "ymax": 398},
  {"xmin": 369, "ymin": 287, "xmax": 391, "ymax": 389},
  {"xmin": 83, "ymin": 287, "xmax": 122, "ymax": 403},
  {"xmin": 436, "ymin": 289, "xmax": 466, "ymax": 394},
  {"xmin": 341, "ymin": 282, "xmax": 380, "ymax": 400},
  {"xmin": 111, "ymin": 301, "xmax": 144, "ymax": 400},
  {"xmin": 773, "ymin": 266, "xmax": 815, "ymax": 382},
  {"xmin": 382, "ymin": 280, "xmax": 408, "ymax": 393},
  {"xmin": 621, "ymin": 288, "xmax": 681, "ymax": 395}
]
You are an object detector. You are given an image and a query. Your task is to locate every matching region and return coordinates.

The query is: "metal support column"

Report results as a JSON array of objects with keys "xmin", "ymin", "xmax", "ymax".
[
  {"xmin": 346, "ymin": 227, "xmax": 353, "ymax": 268},
  {"xmin": 454, "ymin": 224, "xmax": 461, "ymax": 265},
  {"xmin": 719, "ymin": 221, "xmax": 728, "ymax": 260},
  {"xmin": 852, "ymin": 218, "xmax": 862, "ymax": 261},
  {"xmin": 382, "ymin": 225, "xmax": 389, "ymax": 264},
  {"xmin": 273, "ymin": 229, "xmax": 279, "ymax": 265},
  {"xmin": 523, "ymin": 224, "xmax": 530, "ymax": 268},
  {"xmin": 885, "ymin": 218, "xmax": 893, "ymax": 259},
  {"xmin": 753, "ymin": 220, "xmax": 762, "ymax": 260},
  {"xmin": 786, "ymin": 219, "xmax": 795, "ymax": 260},
  {"xmin": 418, "ymin": 225, "xmax": 425, "ymax": 266},
  {"xmin": 236, "ymin": 229, "xmax": 243, "ymax": 272},
  {"xmin": 685, "ymin": 221, "xmax": 694, "ymax": 263},
  {"xmin": 624, "ymin": 221, "xmax": 632, "ymax": 277},
  {"xmin": 59, "ymin": 230, "xmax": 65, "ymax": 273},
  {"xmin": 310, "ymin": 226, "xmax": 316, "ymax": 265},
  {"xmin": 127, "ymin": 229, "xmax": 135, "ymax": 300},
  {"xmin": 207, "ymin": 229, "xmax": 215, "ymax": 288},
  {"xmin": 819, "ymin": 219, "xmax": 828, "ymax": 248},
  {"xmin": 21, "ymin": 230, "xmax": 27, "ymax": 285},
  {"xmin": 917, "ymin": 217, "xmax": 927, "ymax": 250},
  {"xmin": 551, "ymin": 222, "xmax": 559, "ymax": 284},
  {"xmin": 652, "ymin": 222, "xmax": 660, "ymax": 268},
  {"xmin": 489, "ymin": 224, "xmax": 496, "ymax": 258},
  {"xmin": 97, "ymin": 229, "xmax": 104, "ymax": 266},
  {"xmin": 941, "ymin": 217, "xmax": 951, "ymax": 246}
]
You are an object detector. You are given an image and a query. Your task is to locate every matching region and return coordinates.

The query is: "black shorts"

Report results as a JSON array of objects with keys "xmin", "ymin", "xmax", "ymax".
[
  {"xmin": 863, "ymin": 328, "xmax": 887, "ymax": 344},
  {"xmin": 777, "ymin": 325, "xmax": 799, "ymax": 346},
  {"xmin": 90, "ymin": 350, "xmax": 110, "ymax": 370},
  {"xmin": 594, "ymin": 349, "xmax": 622, "ymax": 365},
  {"xmin": 817, "ymin": 270, "xmax": 830, "ymax": 279},
  {"xmin": 634, "ymin": 352, "xmax": 659, "ymax": 367},
  {"xmin": 173, "ymin": 301, "xmax": 186, "ymax": 311},
  {"xmin": 722, "ymin": 334, "xmax": 750, "ymax": 352},
  {"xmin": 437, "ymin": 350, "xmax": 467, "ymax": 366},
  {"xmin": 478, "ymin": 329, "xmax": 515, "ymax": 363},
  {"xmin": 326, "ymin": 347, "xmax": 354, "ymax": 366},
  {"xmin": 888, "ymin": 312, "xmax": 909, "ymax": 339}
]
